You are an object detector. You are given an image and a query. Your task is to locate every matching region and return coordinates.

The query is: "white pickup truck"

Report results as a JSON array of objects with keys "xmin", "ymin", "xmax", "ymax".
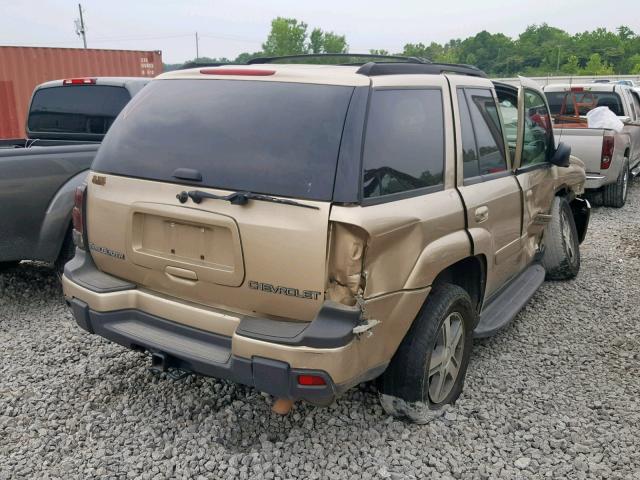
[{"xmin": 543, "ymin": 83, "xmax": 640, "ymax": 207}]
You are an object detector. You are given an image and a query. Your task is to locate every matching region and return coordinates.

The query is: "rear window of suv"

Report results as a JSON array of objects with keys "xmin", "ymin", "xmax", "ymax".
[
  {"xmin": 93, "ymin": 79, "xmax": 354, "ymax": 201},
  {"xmin": 28, "ymin": 85, "xmax": 131, "ymax": 135}
]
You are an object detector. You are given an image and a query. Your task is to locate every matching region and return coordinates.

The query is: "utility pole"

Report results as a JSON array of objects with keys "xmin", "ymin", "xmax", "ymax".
[
  {"xmin": 75, "ymin": 3, "xmax": 87, "ymax": 48},
  {"xmin": 195, "ymin": 32, "xmax": 199, "ymax": 59}
]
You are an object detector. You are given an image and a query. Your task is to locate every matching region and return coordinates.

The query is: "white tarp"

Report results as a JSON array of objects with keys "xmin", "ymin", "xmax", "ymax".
[{"xmin": 586, "ymin": 106, "xmax": 625, "ymax": 132}]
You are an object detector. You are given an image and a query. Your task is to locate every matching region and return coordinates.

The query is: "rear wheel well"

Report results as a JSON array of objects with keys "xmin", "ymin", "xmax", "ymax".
[{"xmin": 432, "ymin": 256, "xmax": 486, "ymax": 314}]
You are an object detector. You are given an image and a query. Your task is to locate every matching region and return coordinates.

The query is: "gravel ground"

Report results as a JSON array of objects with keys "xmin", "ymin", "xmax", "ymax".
[{"xmin": 2, "ymin": 181, "xmax": 640, "ymax": 480}]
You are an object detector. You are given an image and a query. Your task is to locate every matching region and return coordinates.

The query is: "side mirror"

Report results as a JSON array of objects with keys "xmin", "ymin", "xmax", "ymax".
[{"xmin": 550, "ymin": 142, "xmax": 571, "ymax": 167}]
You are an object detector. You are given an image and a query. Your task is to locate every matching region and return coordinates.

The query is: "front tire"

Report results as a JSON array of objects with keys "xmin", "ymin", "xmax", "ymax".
[
  {"xmin": 379, "ymin": 283, "xmax": 475, "ymax": 423},
  {"xmin": 603, "ymin": 159, "xmax": 629, "ymax": 208},
  {"xmin": 542, "ymin": 196, "xmax": 580, "ymax": 280}
]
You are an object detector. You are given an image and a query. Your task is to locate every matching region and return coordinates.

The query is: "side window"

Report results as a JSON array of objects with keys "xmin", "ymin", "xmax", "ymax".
[
  {"xmin": 521, "ymin": 89, "xmax": 553, "ymax": 166},
  {"xmin": 457, "ymin": 90, "xmax": 480, "ymax": 178},
  {"xmin": 362, "ymin": 89, "xmax": 444, "ymax": 199},
  {"xmin": 464, "ymin": 88, "xmax": 507, "ymax": 175}
]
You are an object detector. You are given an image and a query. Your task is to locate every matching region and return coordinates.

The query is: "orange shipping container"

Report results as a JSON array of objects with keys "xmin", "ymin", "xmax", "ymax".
[{"xmin": 0, "ymin": 46, "xmax": 162, "ymax": 138}]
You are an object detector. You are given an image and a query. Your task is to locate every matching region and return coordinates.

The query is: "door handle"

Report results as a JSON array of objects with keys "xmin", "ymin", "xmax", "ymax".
[{"xmin": 475, "ymin": 206, "xmax": 489, "ymax": 223}]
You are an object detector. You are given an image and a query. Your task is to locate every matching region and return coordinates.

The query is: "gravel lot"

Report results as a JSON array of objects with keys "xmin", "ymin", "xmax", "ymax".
[{"xmin": 2, "ymin": 182, "xmax": 640, "ymax": 480}]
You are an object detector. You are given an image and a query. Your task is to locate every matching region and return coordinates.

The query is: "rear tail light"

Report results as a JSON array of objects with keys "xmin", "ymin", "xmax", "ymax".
[
  {"xmin": 326, "ymin": 222, "xmax": 368, "ymax": 306},
  {"xmin": 297, "ymin": 375, "xmax": 326, "ymax": 386},
  {"xmin": 601, "ymin": 135, "xmax": 615, "ymax": 169},
  {"xmin": 63, "ymin": 78, "xmax": 96, "ymax": 85},
  {"xmin": 72, "ymin": 184, "xmax": 87, "ymax": 249},
  {"xmin": 570, "ymin": 87, "xmax": 584, "ymax": 92}
]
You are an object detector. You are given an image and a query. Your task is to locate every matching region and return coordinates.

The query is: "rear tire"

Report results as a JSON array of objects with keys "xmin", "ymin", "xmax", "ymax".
[
  {"xmin": 542, "ymin": 196, "xmax": 580, "ymax": 281},
  {"xmin": 603, "ymin": 159, "xmax": 629, "ymax": 208},
  {"xmin": 379, "ymin": 283, "xmax": 475, "ymax": 423}
]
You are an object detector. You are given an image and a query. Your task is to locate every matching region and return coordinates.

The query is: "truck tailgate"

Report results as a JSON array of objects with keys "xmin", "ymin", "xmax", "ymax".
[{"xmin": 553, "ymin": 127, "xmax": 605, "ymax": 174}]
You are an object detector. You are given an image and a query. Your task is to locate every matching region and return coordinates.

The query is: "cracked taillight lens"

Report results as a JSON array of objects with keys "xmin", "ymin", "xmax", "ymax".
[{"xmin": 72, "ymin": 184, "xmax": 86, "ymax": 249}]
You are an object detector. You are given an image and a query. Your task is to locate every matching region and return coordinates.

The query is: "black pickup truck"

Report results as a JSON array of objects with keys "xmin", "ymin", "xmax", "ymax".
[{"xmin": 0, "ymin": 77, "xmax": 149, "ymax": 271}]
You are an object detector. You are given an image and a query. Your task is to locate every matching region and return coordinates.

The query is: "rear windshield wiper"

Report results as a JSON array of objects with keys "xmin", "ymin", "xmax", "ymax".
[{"xmin": 178, "ymin": 190, "xmax": 320, "ymax": 210}]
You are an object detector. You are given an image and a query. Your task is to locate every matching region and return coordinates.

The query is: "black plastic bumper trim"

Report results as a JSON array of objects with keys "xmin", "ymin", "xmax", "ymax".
[
  {"xmin": 68, "ymin": 299, "xmax": 339, "ymax": 404},
  {"xmin": 236, "ymin": 301, "xmax": 361, "ymax": 348},
  {"xmin": 64, "ymin": 248, "xmax": 135, "ymax": 293}
]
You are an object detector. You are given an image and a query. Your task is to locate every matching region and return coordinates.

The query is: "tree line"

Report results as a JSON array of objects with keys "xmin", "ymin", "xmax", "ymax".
[{"xmin": 164, "ymin": 18, "xmax": 640, "ymax": 76}]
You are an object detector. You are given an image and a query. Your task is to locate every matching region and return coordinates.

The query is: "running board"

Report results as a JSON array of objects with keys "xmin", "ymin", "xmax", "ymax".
[{"xmin": 474, "ymin": 264, "xmax": 546, "ymax": 338}]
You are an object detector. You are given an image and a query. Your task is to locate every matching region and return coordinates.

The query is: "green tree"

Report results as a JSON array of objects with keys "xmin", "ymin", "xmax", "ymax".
[
  {"xmin": 322, "ymin": 32, "xmax": 348, "ymax": 53},
  {"xmin": 628, "ymin": 54, "xmax": 640, "ymax": 74},
  {"xmin": 583, "ymin": 53, "xmax": 615, "ymax": 75},
  {"xmin": 561, "ymin": 55, "xmax": 581, "ymax": 74},
  {"xmin": 369, "ymin": 49, "xmax": 390, "ymax": 56},
  {"xmin": 309, "ymin": 28, "xmax": 324, "ymax": 54},
  {"xmin": 262, "ymin": 17, "xmax": 309, "ymax": 56},
  {"xmin": 235, "ymin": 51, "xmax": 263, "ymax": 63},
  {"xmin": 308, "ymin": 28, "xmax": 348, "ymax": 54}
]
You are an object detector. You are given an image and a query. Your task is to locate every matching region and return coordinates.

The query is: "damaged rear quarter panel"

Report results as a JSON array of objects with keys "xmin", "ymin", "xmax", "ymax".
[{"xmin": 329, "ymin": 188, "xmax": 470, "ymax": 299}]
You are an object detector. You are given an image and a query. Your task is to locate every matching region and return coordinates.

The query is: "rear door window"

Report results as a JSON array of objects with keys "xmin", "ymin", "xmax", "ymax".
[
  {"xmin": 362, "ymin": 89, "xmax": 444, "ymax": 199},
  {"xmin": 460, "ymin": 88, "xmax": 507, "ymax": 176},
  {"xmin": 28, "ymin": 85, "xmax": 131, "ymax": 135},
  {"xmin": 93, "ymin": 79, "xmax": 354, "ymax": 201},
  {"xmin": 457, "ymin": 90, "xmax": 480, "ymax": 178}
]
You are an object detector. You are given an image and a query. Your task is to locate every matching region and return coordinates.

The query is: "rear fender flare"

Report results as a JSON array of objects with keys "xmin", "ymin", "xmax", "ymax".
[
  {"xmin": 34, "ymin": 170, "xmax": 89, "ymax": 262},
  {"xmin": 403, "ymin": 230, "xmax": 473, "ymax": 290}
]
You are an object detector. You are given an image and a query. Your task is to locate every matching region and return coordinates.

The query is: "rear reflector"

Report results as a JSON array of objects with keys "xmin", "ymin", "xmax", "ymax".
[
  {"xmin": 601, "ymin": 135, "xmax": 615, "ymax": 169},
  {"xmin": 199, "ymin": 68, "xmax": 275, "ymax": 76},
  {"xmin": 297, "ymin": 375, "xmax": 326, "ymax": 386},
  {"xmin": 63, "ymin": 78, "xmax": 96, "ymax": 85}
]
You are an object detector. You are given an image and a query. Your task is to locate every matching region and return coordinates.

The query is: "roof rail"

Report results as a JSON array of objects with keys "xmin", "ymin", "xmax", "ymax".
[
  {"xmin": 247, "ymin": 53, "xmax": 431, "ymax": 65},
  {"xmin": 356, "ymin": 62, "xmax": 487, "ymax": 78}
]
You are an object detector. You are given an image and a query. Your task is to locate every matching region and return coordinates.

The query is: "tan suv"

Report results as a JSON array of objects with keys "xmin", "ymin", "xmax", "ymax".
[{"xmin": 62, "ymin": 56, "xmax": 590, "ymax": 422}]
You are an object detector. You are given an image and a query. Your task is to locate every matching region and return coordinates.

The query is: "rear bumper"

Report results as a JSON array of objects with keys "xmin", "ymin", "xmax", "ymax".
[
  {"xmin": 69, "ymin": 297, "xmax": 338, "ymax": 404},
  {"xmin": 62, "ymin": 249, "xmax": 384, "ymax": 403},
  {"xmin": 585, "ymin": 173, "xmax": 611, "ymax": 189}
]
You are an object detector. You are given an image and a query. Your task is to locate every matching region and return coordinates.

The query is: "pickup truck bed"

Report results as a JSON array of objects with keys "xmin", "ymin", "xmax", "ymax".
[
  {"xmin": 553, "ymin": 127, "xmax": 628, "ymax": 189},
  {"xmin": 0, "ymin": 76, "xmax": 149, "ymax": 268},
  {"xmin": 0, "ymin": 143, "xmax": 99, "ymax": 263},
  {"xmin": 544, "ymin": 83, "xmax": 640, "ymax": 206}
]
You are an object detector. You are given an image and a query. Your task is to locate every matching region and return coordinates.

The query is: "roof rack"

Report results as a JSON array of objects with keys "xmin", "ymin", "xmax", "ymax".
[
  {"xmin": 247, "ymin": 53, "xmax": 431, "ymax": 65},
  {"xmin": 356, "ymin": 62, "xmax": 487, "ymax": 78}
]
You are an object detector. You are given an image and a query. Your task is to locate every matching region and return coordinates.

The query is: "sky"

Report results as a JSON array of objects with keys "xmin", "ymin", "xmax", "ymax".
[{"xmin": 1, "ymin": 0, "xmax": 639, "ymax": 63}]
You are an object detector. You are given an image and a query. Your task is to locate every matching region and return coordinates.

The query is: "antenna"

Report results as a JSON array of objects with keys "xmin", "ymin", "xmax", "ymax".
[{"xmin": 75, "ymin": 3, "xmax": 87, "ymax": 48}]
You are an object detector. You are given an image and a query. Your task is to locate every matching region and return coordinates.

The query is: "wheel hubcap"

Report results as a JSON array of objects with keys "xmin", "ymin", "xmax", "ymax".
[{"xmin": 428, "ymin": 312, "xmax": 465, "ymax": 404}]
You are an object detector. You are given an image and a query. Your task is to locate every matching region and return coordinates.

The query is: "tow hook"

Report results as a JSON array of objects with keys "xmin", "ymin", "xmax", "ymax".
[{"xmin": 148, "ymin": 352, "xmax": 190, "ymax": 381}]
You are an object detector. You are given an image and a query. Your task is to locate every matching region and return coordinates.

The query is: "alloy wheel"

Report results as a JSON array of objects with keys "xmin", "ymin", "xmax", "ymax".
[{"xmin": 428, "ymin": 312, "xmax": 465, "ymax": 404}]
